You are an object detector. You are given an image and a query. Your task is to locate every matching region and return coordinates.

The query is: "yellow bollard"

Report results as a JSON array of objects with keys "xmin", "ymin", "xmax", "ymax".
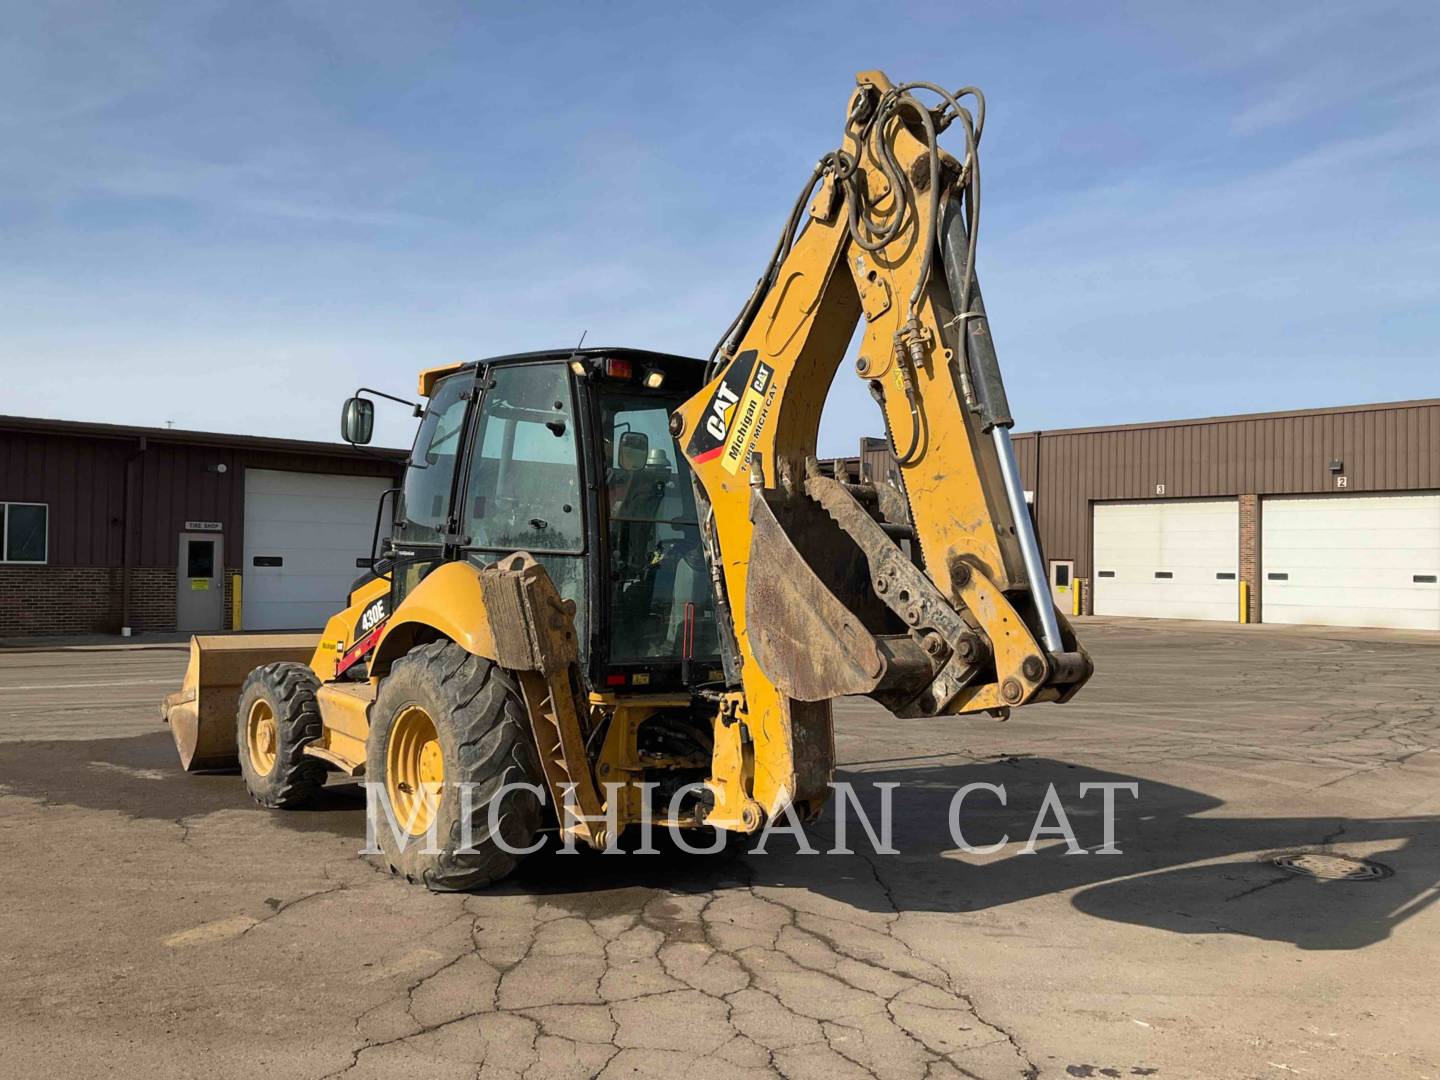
[
  {"xmin": 231, "ymin": 573, "xmax": 243, "ymax": 631},
  {"xmin": 1239, "ymin": 579, "xmax": 1249, "ymax": 624}
]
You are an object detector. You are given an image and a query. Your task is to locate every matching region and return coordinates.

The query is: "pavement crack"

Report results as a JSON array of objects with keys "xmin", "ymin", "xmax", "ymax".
[
  {"xmin": 241, "ymin": 882, "xmax": 349, "ymax": 935},
  {"xmin": 173, "ymin": 813, "xmax": 196, "ymax": 849},
  {"xmin": 848, "ymin": 841, "xmax": 1040, "ymax": 1078},
  {"xmin": 1225, "ymin": 876, "xmax": 1293, "ymax": 902}
]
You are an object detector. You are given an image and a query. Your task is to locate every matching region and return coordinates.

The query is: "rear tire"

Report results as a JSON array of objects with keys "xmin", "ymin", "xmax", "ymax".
[
  {"xmin": 367, "ymin": 641, "xmax": 545, "ymax": 891},
  {"xmin": 236, "ymin": 662, "xmax": 326, "ymax": 808}
]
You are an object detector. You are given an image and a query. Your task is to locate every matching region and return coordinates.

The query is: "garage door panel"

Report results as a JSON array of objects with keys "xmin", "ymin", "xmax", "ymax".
[
  {"xmin": 1261, "ymin": 492, "xmax": 1440, "ymax": 630},
  {"xmin": 247, "ymin": 549, "xmax": 367, "ymax": 577},
  {"xmin": 1264, "ymin": 602, "xmax": 1438, "ymax": 632},
  {"xmin": 246, "ymin": 520, "xmax": 378, "ymax": 553},
  {"xmin": 1264, "ymin": 536, "xmax": 1438, "ymax": 557},
  {"xmin": 245, "ymin": 493, "xmax": 388, "ymax": 525},
  {"xmin": 1095, "ymin": 553, "xmax": 1227, "ymax": 570},
  {"xmin": 1093, "ymin": 498, "xmax": 1239, "ymax": 621},
  {"xmin": 1265, "ymin": 585, "xmax": 1439, "ymax": 612},
  {"xmin": 1268, "ymin": 498, "xmax": 1438, "ymax": 526},
  {"xmin": 239, "ymin": 597, "xmax": 358, "ymax": 626},
  {"xmin": 1270, "ymin": 548, "xmax": 1439, "ymax": 573},
  {"xmin": 246, "ymin": 566, "xmax": 360, "ymax": 595},
  {"xmin": 245, "ymin": 469, "xmax": 384, "ymax": 494},
  {"xmin": 245, "ymin": 492, "xmax": 387, "ymax": 521},
  {"xmin": 243, "ymin": 468, "xmax": 393, "ymax": 631},
  {"xmin": 1265, "ymin": 517, "xmax": 1438, "ymax": 541},
  {"xmin": 1096, "ymin": 595, "xmax": 1236, "ymax": 621},
  {"xmin": 246, "ymin": 582, "xmax": 362, "ymax": 613}
]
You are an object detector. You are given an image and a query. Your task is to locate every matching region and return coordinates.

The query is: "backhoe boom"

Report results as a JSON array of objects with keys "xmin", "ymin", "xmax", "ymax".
[{"xmin": 672, "ymin": 69, "xmax": 1091, "ymax": 824}]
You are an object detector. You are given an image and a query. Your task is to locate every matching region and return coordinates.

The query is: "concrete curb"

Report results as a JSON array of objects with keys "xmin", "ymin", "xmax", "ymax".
[
  {"xmin": 0, "ymin": 637, "xmax": 192, "ymax": 654},
  {"xmin": 1075, "ymin": 614, "xmax": 1440, "ymax": 644}
]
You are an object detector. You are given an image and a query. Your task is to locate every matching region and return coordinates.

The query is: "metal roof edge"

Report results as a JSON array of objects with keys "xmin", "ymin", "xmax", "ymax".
[
  {"xmin": 1009, "ymin": 397, "xmax": 1440, "ymax": 440},
  {"xmin": 0, "ymin": 414, "xmax": 408, "ymax": 460}
]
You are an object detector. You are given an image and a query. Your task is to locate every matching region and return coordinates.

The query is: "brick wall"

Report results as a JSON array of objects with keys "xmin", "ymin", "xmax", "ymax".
[
  {"xmin": 0, "ymin": 566, "xmax": 123, "ymax": 635},
  {"xmin": 223, "ymin": 572, "xmax": 238, "ymax": 631},
  {"xmin": 1239, "ymin": 494, "xmax": 1260, "ymax": 623},
  {"xmin": 128, "ymin": 566, "xmax": 176, "ymax": 632},
  {"xmin": 0, "ymin": 565, "xmax": 178, "ymax": 636}
]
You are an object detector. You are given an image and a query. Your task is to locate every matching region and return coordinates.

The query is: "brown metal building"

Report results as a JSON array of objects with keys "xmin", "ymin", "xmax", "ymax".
[
  {"xmin": 857, "ymin": 398, "xmax": 1440, "ymax": 631},
  {"xmin": 0, "ymin": 415, "xmax": 403, "ymax": 637},
  {"xmin": 4, "ymin": 397, "xmax": 1437, "ymax": 639}
]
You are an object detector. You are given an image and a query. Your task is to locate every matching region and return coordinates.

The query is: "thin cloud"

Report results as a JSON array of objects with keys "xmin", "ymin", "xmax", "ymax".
[
  {"xmin": 1, "ymin": 2, "xmax": 1436, "ymax": 458},
  {"xmin": 1231, "ymin": 59, "xmax": 1440, "ymax": 135}
]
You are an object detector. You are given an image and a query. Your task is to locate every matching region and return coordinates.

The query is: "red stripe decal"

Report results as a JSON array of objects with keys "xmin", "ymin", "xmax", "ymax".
[{"xmin": 335, "ymin": 619, "xmax": 386, "ymax": 677}]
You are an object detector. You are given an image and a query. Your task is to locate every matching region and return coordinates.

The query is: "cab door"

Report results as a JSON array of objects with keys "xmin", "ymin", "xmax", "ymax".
[
  {"xmin": 457, "ymin": 361, "xmax": 588, "ymax": 643},
  {"xmin": 388, "ymin": 371, "xmax": 477, "ymax": 609}
]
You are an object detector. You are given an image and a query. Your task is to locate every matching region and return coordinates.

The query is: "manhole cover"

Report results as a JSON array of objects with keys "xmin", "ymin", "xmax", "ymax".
[{"xmin": 1272, "ymin": 852, "xmax": 1392, "ymax": 881}]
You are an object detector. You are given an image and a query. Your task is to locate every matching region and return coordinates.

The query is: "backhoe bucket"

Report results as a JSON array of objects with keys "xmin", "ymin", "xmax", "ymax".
[
  {"xmin": 746, "ymin": 489, "xmax": 933, "ymax": 706},
  {"xmin": 161, "ymin": 633, "xmax": 319, "ymax": 771}
]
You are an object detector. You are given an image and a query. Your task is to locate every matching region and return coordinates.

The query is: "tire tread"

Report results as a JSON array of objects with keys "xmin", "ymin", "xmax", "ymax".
[
  {"xmin": 369, "ymin": 643, "xmax": 544, "ymax": 891},
  {"xmin": 237, "ymin": 661, "xmax": 326, "ymax": 809}
]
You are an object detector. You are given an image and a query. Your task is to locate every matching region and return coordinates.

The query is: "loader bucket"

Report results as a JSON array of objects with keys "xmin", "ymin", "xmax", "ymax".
[{"xmin": 161, "ymin": 634, "xmax": 320, "ymax": 771}]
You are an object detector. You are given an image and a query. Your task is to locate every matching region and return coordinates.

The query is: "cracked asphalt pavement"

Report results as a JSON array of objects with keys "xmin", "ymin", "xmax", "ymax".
[{"xmin": 1, "ymin": 619, "xmax": 1439, "ymax": 1079}]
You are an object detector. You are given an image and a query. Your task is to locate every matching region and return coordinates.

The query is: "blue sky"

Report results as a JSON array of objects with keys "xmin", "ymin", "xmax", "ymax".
[{"xmin": 3, "ymin": 2, "xmax": 1437, "ymax": 454}]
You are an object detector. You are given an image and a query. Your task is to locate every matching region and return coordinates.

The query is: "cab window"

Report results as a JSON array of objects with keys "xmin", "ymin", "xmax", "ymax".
[
  {"xmin": 462, "ymin": 363, "xmax": 584, "ymax": 553},
  {"xmin": 395, "ymin": 374, "xmax": 469, "ymax": 545},
  {"xmin": 600, "ymin": 391, "xmax": 719, "ymax": 665}
]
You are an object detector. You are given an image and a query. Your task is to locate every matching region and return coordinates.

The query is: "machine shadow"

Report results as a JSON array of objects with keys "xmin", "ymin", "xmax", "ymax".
[
  {"xmin": 13, "ymin": 732, "xmax": 1435, "ymax": 950},
  {"xmin": 513, "ymin": 756, "xmax": 1440, "ymax": 952},
  {"xmin": 0, "ymin": 731, "xmax": 371, "ymax": 839}
]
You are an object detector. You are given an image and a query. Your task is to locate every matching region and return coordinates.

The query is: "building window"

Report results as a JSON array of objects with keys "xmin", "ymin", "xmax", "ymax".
[{"xmin": 1, "ymin": 503, "xmax": 48, "ymax": 564}]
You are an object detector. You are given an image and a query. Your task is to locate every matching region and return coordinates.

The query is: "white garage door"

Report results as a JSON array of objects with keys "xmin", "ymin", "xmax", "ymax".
[
  {"xmin": 243, "ymin": 469, "xmax": 393, "ymax": 631},
  {"xmin": 1093, "ymin": 499, "xmax": 1239, "ymax": 621},
  {"xmin": 1261, "ymin": 492, "xmax": 1440, "ymax": 630}
]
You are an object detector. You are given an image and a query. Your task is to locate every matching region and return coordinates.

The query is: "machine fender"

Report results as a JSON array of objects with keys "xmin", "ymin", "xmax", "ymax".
[{"xmin": 369, "ymin": 560, "xmax": 498, "ymax": 676}]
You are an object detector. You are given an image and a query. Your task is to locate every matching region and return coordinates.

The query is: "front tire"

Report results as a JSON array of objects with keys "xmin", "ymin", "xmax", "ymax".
[
  {"xmin": 367, "ymin": 641, "xmax": 545, "ymax": 891},
  {"xmin": 236, "ymin": 662, "xmax": 326, "ymax": 808}
]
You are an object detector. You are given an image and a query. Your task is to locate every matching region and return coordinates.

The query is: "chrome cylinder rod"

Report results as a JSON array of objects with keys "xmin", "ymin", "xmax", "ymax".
[{"xmin": 991, "ymin": 424, "xmax": 1063, "ymax": 653}]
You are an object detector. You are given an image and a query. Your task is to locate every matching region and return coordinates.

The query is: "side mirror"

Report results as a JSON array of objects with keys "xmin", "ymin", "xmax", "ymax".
[
  {"xmin": 617, "ymin": 430, "xmax": 649, "ymax": 471},
  {"xmin": 341, "ymin": 397, "xmax": 375, "ymax": 445}
]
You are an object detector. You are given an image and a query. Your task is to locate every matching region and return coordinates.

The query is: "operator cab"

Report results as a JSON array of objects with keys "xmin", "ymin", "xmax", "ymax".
[{"xmin": 372, "ymin": 348, "xmax": 721, "ymax": 694}]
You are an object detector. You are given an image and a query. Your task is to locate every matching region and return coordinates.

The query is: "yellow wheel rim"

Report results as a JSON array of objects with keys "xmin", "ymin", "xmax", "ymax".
[
  {"xmin": 387, "ymin": 705, "xmax": 444, "ymax": 836},
  {"xmin": 246, "ymin": 699, "xmax": 279, "ymax": 777}
]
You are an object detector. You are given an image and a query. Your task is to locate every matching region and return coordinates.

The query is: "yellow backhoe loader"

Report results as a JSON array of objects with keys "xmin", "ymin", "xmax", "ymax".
[{"xmin": 162, "ymin": 70, "xmax": 1091, "ymax": 889}]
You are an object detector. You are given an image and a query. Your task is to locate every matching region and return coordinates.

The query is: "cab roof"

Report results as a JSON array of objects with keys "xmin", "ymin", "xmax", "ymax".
[{"xmin": 418, "ymin": 347, "xmax": 703, "ymax": 397}]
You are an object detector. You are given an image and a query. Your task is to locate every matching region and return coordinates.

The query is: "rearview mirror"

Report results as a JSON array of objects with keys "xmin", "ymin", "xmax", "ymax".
[
  {"xmin": 617, "ymin": 430, "xmax": 649, "ymax": 471},
  {"xmin": 341, "ymin": 397, "xmax": 375, "ymax": 445}
]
